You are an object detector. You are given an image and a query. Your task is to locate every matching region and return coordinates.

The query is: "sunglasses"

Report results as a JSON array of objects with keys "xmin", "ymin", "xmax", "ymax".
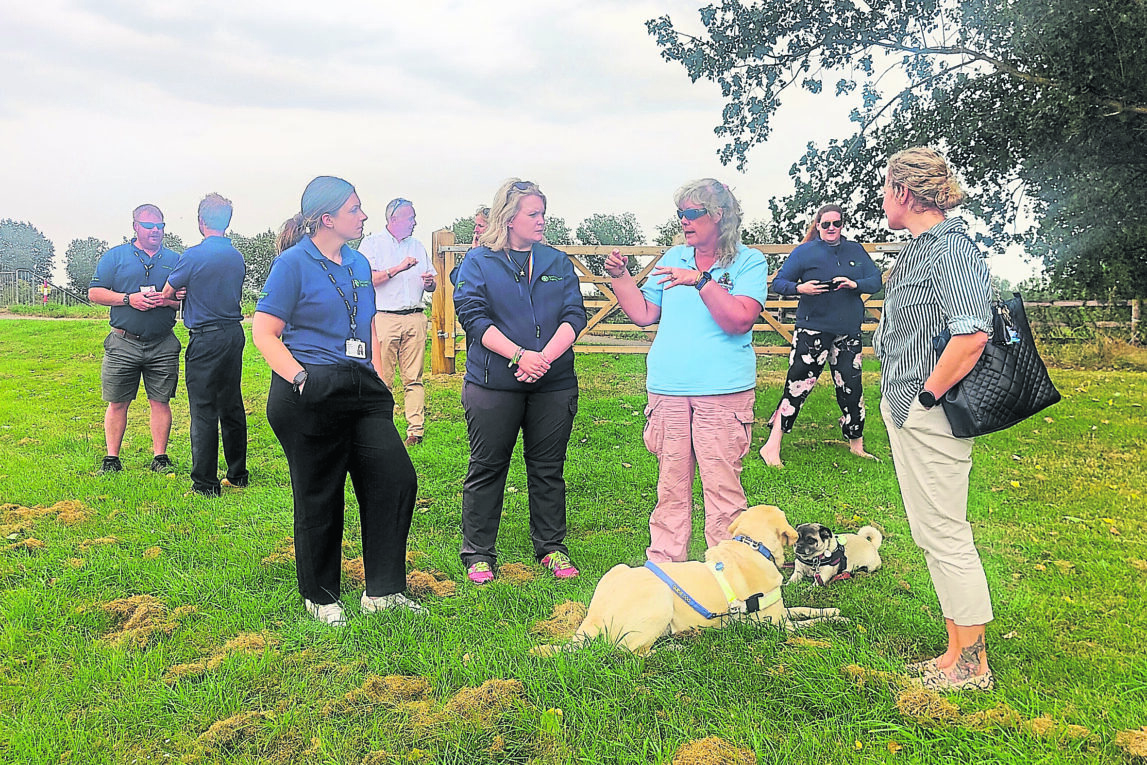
[
  {"xmin": 677, "ymin": 208, "xmax": 710, "ymax": 221},
  {"xmin": 819, "ymin": 220, "xmax": 843, "ymax": 230},
  {"xmin": 136, "ymin": 221, "xmax": 165, "ymax": 230}
]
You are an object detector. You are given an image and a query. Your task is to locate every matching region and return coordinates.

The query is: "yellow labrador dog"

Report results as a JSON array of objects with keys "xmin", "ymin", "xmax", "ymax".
[{"xmin": 534, "ymin": 505, "xmax": 844, "ymax": 655}]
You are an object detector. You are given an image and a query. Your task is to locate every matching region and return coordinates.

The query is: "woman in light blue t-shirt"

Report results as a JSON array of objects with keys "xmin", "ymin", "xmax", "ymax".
[{"xmin": 605, "ymin": 179, "xmax": 769, "ymax": 562}]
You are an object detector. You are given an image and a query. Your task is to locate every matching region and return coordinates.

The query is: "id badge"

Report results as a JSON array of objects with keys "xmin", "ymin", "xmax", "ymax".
[
  {"xmin": 140, "ymin": 285, "xmax": 156, "ymax": 294},
  {"xmin": 345, "ymin": 339, "xmax": 367, "ymax": 359}
]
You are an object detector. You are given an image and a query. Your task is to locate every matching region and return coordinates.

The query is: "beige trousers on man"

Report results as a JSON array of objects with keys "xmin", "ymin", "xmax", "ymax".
[
  {"xmin": 374, "ymin": 311, "xmax": 427, "ymax": 438},
  {"xmin": 880, "ymin": 397, "xmax": 993, "ymax": 626}
]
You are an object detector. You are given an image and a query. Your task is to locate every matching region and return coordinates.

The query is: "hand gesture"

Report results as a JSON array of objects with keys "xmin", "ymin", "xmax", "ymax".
[
  {"xmin": 397, "ymin": 256, "xmax": 419, "ymax": 274},
  {"xmin": 420, "ymin": 270, "xmax": 436, "ymax": 289},
  {"xmin": 604, "ymin": 249, "xmax": 629, "ymax": 278},
  {"xmin": 654, "ymin": 266, "xmax": 700, "ymax": 289},
  {"xmin": 831, "ymin": 277, "xmax": 857, "ymax": 291},
  {"xmin": 514, "ymin": 350, "xmax": 551, "ymax": 383},
  {"xmin": 796, "ymin": 280, "xmax": 830, "ymax": 295}
]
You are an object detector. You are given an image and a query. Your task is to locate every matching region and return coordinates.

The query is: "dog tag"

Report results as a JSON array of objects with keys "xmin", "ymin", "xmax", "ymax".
[{"xmin": 345, "ymin": 339, "xmax": 367, "ymax": 359}]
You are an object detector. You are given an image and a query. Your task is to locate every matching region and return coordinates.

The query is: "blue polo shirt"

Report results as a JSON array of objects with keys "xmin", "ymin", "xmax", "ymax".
[
  {"xmin": 166, "ymin": 236, "xmax": 245, "ymax": 330},
  {"xmin": 641, "ymin": 243, "xmax": 769, "ymax": 396},
  {"xmin": 256, "ymin": 237, "xmax": 376, "ymax": 368},
  {"xmin": 90, "ymin": 240, "xmax": 179, "ymax": 339}
]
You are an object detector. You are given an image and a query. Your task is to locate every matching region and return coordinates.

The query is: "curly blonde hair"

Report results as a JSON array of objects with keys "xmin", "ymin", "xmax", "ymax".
[
  {"xmin": 886, "ymin": 148, "xmax": 967, "ymax": 212},
  {"xmin": 672, "ymin": 179, "xmax": 744, "ymax": 267}
]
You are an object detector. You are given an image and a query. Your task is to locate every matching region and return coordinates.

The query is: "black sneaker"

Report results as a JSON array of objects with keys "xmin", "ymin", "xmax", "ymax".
[
  {"xmin": 150, "ymin": 454, "xmax": 174, "ymax": 473},
  {"xmin": 100, "ymin": 455, "xmax": 123, "ymax": 474}
]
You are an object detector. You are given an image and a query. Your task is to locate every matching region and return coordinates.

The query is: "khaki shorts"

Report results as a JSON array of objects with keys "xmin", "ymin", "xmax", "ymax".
[{"xmin": 101, "ymin": 331, "xmax": 181, "ymax": 403}]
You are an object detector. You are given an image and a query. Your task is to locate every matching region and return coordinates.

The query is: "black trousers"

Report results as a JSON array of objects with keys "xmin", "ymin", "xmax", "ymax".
[
  {"xmin": 185, "ymin": 323, "xmax": 249, "ymax": 495},
  {"xmin": 267, "ymin": 363, "xmax": 417, "ymax": 604},
  {"xmin": 460, "ymin": 381, "xmax": 578, "ymax": 567},
  {"xmin": 771, "ymin": 329, "xmax": 866, "ymax": 440}
]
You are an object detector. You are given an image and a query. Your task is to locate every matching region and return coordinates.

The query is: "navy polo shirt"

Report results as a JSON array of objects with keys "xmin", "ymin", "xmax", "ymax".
[
  {"xmin": 256, "ymin": 237, "xmax": 376, "ymax": 368},
  {"xmin": 90, "ymin": 240, "xmax": 179, "ymax": 339},
  {"xmin": 167, "ymin": 236, "xmax": 245, "ymax": 330}
]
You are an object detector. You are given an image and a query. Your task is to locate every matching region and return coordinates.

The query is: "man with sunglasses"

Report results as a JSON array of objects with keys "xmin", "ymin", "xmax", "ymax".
[
  {"xmin": 88, "ymin": 204, "xmax": 185, "ymax": 474},
  {"xmin": 360, "ymin": 197, "xmax": 436, "ymax": 447}
]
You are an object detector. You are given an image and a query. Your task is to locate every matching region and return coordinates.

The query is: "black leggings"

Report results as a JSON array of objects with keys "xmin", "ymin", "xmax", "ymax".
[
  {"xmin": 770, "ymin": 329, "xmax": 865, "ymax": 440},
  {"xmin": 267, "ymin": 363, "xmax": 417, "ymax": 604}
]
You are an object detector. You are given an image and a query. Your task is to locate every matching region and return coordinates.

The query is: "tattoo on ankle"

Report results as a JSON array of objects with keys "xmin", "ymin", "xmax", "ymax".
[{"xmin": 951, "ymin": 636, "xmax": 985, "ymax": 680}]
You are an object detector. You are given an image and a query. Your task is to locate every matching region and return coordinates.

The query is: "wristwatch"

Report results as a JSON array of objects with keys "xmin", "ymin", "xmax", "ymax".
[
  {"xmin": 122, "ymin": 293, "xmax": 131, "ymax": 305},
  {"xmin": 291, "ymin": 369, "xmax": 309, "ymax": 394},
  {"xmin": 695, "ymin": 270, "xmax": 712, "ymax": 290},
  {"xmin": 918, "ymin": 389, "xmax": 938, "ymax": 409}
]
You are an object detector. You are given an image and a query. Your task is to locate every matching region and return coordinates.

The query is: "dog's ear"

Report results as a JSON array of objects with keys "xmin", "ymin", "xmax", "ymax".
[
  {"xmin": 782, "ymin": 523, "xmax": 798, "ymax": 547},
  {"xmin": 819, "ymin": 526, "xmax": 834, "ymax": 541}
]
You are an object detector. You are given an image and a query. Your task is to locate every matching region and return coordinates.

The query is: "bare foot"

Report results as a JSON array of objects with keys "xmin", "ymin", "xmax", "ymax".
[
  {"xmin": 849, "ymin": 439, "xmax": 879, "ymax": 461},
  {"xmin": 759, "ymin": 442, "xmax": 783, "ymax": 467}
]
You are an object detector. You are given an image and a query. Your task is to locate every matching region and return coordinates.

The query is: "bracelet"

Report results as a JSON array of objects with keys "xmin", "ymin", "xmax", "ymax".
[{"xmin": 508, "ymin": 346, "xmax": 524, "ymax": 367}]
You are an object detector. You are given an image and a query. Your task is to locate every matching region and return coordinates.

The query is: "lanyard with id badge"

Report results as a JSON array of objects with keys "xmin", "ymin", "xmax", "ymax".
[
  {"xmin": 317, "ymin": 258, "xmax": 367, "ymax": 359},
  {"xmin": 134, "ymin": 249, "xmax": 159, "ymax": 298}
]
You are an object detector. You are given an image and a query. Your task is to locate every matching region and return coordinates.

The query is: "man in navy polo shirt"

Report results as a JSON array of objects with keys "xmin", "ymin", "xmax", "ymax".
[
  {"xmin": 162, "ymin": 193, "xmax": 249, "ymax": 497},
  {"xmin": 88, "ymin": 204, "xmax": 184, "ymax": 474}
]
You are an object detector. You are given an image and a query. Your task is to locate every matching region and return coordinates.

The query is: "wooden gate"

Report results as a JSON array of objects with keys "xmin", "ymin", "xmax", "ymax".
[{"xmin": 430, "ymin": 228, "xmax": 903, "ymax": 374}]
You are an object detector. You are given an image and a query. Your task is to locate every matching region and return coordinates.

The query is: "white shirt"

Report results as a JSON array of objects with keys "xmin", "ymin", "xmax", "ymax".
[{"xmin": 359, "ymin": 229, "xmax": 432, "ymax": 312}]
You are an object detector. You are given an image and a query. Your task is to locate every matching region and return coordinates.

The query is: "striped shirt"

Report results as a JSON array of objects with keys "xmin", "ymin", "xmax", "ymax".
[{"xmin": 874, "ymin": 217, "xmax": 992, "ymax": 428}]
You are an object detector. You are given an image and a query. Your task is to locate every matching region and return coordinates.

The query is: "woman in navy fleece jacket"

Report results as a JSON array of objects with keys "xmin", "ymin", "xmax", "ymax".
[
  {"xmin": 452, "ymin": 179, "xmax": 587, "ymax": 585},
  {"xmin": 760, "ymin": 204, "xmax": 882, "ymax": 467}
]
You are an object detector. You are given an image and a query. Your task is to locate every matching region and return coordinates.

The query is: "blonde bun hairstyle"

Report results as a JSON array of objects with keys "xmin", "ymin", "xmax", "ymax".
[{"xmin": 886, "ymin": 147, "xmax": 966, "ymax": 212}]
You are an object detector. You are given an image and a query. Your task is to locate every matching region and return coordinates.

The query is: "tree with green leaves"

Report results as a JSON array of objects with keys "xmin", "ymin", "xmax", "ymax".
[
  {"xmin": 230, "ymin": 230, "xmax": 278, "ymax": 297},
  {"xmin": 652, "ymin": 215, "xmax": 682, "ymax": 247},
  {"xmin": 575, "ymin": 212, "xmax": 645, "ymax": 274},
  {"xmin": 647, "ymin": 0, "xmax": 1147, "ymax": 298},
  {"xmin": 544, "ymin": 216, "xmax": 573, "ymax": 246},
  {"xmin": 450, "ymin": 216, "xmax": 477, "ymax": 248},
  {"xmin": 64, "ymin": 237, "xmax": 108, "ymax": 292},
  {"xmin": 0, "ymin": 219, "xmax": 55, "ymax": 275}
]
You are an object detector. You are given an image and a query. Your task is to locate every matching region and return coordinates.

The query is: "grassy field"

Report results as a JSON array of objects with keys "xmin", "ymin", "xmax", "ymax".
[{"xmin": 0, "ymin": 318, "xmax": 1145, "ymax": 764}]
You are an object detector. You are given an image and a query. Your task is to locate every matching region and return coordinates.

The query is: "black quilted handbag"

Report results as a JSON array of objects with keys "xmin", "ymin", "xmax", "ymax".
[{"xmin": 932, "ymin": 293, "xmax": 1061, "ymax": 437}]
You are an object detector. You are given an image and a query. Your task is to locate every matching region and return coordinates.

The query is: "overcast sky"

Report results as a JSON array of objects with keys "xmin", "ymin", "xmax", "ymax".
[{"xmin": 1, "ymin": 0, "xmax": 1035, "ymax": 281}]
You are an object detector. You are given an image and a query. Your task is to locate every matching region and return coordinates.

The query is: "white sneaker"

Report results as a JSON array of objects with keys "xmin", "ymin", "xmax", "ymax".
[
  {"xmin": 304, "ymin": 598, "xmax": 347, "ymax": 626},
  {"xmin": 360, "ymin": 591, "xmax": 425, "ymax": 614}
]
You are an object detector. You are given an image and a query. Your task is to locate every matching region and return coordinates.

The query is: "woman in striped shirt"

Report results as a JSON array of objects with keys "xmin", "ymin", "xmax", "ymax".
[{"xmin": 875, "ymin": 147, "xmax": 995, "ymax": 692}]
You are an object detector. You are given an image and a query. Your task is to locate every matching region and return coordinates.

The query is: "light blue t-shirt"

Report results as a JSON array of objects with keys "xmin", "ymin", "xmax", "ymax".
[{"xmin": 642, "ymin": 243, "xmax": 769, "ymax": 395}]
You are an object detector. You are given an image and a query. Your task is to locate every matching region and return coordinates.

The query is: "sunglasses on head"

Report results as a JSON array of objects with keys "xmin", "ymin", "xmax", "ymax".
[
  {"xmin": 677, "ymin": 208, "xmax": 709, "ymax": 221},
  {"xmin": 136, "ymin": 221, "xmax": 165, "ymax": 230},
  {"xmin": 819, "ymin": 220, "xmax": 843, "ymax": 230}
]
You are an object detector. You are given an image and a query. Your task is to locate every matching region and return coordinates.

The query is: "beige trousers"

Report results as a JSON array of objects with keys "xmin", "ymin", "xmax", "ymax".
[
  {"xmin": 374, "ymin": 311, "xmax": 427, "ymax": 438},
  {"xmin": 880, "ymin": 397, "xmax": 993, "ymax": 626}
]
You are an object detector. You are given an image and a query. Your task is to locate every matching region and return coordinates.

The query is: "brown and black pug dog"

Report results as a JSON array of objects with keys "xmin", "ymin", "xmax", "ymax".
[{"xmin": 788, "ymin": 522, "xmax": 882, "ymax": 585}]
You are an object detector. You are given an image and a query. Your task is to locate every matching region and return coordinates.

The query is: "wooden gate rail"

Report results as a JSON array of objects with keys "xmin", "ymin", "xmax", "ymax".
[{"xmin": 431, "ymin": 230, "xmax": 903, "ymax": 374}]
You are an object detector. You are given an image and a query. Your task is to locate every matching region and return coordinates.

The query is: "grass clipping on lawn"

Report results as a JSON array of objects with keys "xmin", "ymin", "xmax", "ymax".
[
  {"xmin": 165, "ymin": 633, "xmax": 279, "ymax": 683},
  {"xmin": 98, "ymin": 595, "xmax": 197, "ymax": 648}
]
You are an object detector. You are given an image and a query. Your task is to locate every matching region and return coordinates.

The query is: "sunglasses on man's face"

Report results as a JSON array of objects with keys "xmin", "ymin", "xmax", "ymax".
[
  {"xmin": 819, "ymin": 220, "xmax": 843, "ymax": 230},
  {"xmin": 677, "ymin": 208, "xmax": 709, "ymax": 221},
  {"xmin": 136, "ymin": 221, "xmax": 165, "ymax": 231}
]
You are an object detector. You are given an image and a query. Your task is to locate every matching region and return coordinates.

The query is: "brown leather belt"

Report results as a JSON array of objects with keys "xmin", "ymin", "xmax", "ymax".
[{"xmin": 111, "ymin": 327, "xmax": 144, "ymax": 341}]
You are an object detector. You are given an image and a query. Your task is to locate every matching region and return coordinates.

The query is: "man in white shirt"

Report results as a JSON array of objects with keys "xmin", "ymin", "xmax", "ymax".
[{"xmin": 360, "ymin": 198, "xmax": 437, "ymax": 446}]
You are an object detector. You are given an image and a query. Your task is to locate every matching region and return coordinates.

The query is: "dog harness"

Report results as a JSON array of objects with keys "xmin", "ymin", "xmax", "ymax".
[
  {"xmin": 642, "ymin": 535, "xmax": 783, "ymax": 621},
  {"xmin": 794, "ymin": 537, "xmax": 847, "ymax": 586}
]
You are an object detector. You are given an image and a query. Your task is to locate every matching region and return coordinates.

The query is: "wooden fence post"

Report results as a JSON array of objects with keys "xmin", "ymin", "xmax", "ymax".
[
  {"xmin": 1132, "ymin": 299, "xmax": 1141, "ymax": 345},
  {"xmin": 430, "ymin": 228, "xmax": 455, "ymax": 374}
]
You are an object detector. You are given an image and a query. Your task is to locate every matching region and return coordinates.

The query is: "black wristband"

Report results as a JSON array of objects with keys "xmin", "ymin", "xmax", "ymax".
[
  {"xmin": 695, "ymin": 271, "xmax": 712, "ymax": 290},
  {"xmin": 918, "ymin": 389, "xmax": 937, "ymax": 408}
]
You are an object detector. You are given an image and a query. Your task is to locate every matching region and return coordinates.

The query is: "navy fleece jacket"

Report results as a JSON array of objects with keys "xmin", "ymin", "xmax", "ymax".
[
  {"xmin": 771, "ymin": 237, "xmax": 882, "ymax": 336},
  {"xmin": 454, "ymin": 244, "xmax": 586, "ymax": 391}
]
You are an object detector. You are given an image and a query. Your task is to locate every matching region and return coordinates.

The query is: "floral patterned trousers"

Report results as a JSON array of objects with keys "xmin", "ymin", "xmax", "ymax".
[{"xmin": 770, "ymin": 328, "xmax": 865, "ymax": 440}]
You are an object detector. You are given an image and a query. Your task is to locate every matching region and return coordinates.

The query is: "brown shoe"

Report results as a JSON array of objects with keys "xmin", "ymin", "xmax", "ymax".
[{"xmin": 404, "ymin": 435, "xmax": 423, "ymax": 447}]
